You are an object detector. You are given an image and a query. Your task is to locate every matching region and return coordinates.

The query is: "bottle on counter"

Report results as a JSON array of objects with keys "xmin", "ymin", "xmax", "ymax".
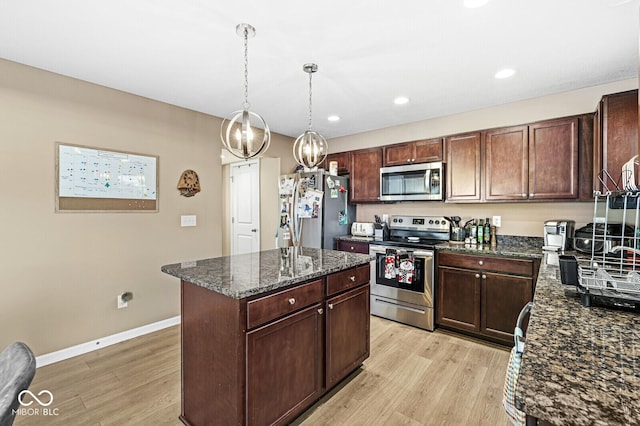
[
  {"xmin": 477, "ymin": 219, "xmax": 484, "ymax": 244},
  {"xmin": 484, "ymin": 218, "xmax": 491, "ymax": 244},
  {"xmin": 470, "ymin": 219, "xmax": 477, "ymax": 241},
  {"xmin": 490, "ymin": 225, "xmax": 497, "ymax": 247}
]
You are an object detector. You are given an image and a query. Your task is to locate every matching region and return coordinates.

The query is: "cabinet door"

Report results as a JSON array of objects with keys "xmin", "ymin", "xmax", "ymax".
[
  {"xmin": 247, "ymin": 304, "xmax": 323, "ymax": 426},
  {"xmin": 528, "ymin": 117, "xmax": 579, "ymax": 199},
  {"xmin": 323, "ymin": 152, "xmax": 350, "ymax": 174},
  {"xmin": 481, "ymin": 272, "xmax": 532, "ymax": 344},
  {"xmin": 437, "ymin": 266, "xmax": 480, "ymax": 332},
  {"xmin": 326, "ymin": 285, "xmax": 370, "ymax": 388},
  {"xmin": 445, "ymin": 132, "xmax": 482, "ymax": 201},
  {"xmin": 484, "ymin": 126, "xmax": 528, "ymax": 201},
  {"xmin": 383, "ymin": 143, "xmax": 414, "ymax": 166},
  {"xmin": 413, "ymin": 138, "xmax": 443, "ymax": 163},
  {"xmin": 349, "ymin": 148, "xmax": 382, "ymax": 202},
  {"xmin": 594, "ymin": 90, "xmax": 638, "ymax": 192}
]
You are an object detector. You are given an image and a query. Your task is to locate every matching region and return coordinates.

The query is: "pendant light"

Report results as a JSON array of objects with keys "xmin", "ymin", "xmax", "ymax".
[
  {"xmin": 293, "ymin": 63, "xmax": 328, "ymax": 170},
  {"xmin": 220, "ymin": 23, "xmax": 271, "ymax": 160}
]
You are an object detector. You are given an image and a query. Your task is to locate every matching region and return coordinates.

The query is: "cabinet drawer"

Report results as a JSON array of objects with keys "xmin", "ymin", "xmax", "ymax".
[
  {"xmin": 247, "ymin": 279, "xmax": 324, "ymax": 329},
  {"xmin": 337, "ymin": 240, "xmax": 369, "ymax": 254},
  {"xmin": 438, "ymin": 252, "xmax": 533, "ymax": 276},
  {"xmin": 327, "ymin": 264, "xmax": 370, "ymax": 296}
]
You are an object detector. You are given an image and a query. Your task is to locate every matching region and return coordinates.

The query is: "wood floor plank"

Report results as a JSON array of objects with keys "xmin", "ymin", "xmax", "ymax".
[{"xmin": 14, "ymin": 317, "xmax": 513, "ymax": 426}]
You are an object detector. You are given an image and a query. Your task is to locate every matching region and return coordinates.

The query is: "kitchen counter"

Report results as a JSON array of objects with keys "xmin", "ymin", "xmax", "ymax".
[
  {"xmin": 161, "ymin": 247, "xmax": 372, "ymax": 299},
  {"xmin": 515, "ymin": 253, "xmax": 640, "ymax": 425},
  {"xmin": 435, "ymin": 237, "xmax": 544, "ymax": 259}
]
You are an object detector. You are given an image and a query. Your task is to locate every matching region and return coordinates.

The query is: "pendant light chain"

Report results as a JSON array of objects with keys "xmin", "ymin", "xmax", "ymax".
[
  {"xmin": 243, "ymin": 26, "xmax": 250, "ymax": 110},
  {"xmin": 308, "ymin": 71, "xmax": 313, "ymax": 130}
]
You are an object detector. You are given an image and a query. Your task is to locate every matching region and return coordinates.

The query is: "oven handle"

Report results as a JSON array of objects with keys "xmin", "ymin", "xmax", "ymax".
[{"xmin": 369, "ymin": 245, "xmax": 434, "ymax": 258}]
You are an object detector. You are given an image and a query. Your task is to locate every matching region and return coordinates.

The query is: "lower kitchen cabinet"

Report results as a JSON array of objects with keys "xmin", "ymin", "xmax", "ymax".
[
  {"xmin": 336, "ymin": 239, "xmax": 369, "ymax": 254},
  {"xmin": 436, "ymin": 251, "xmax": 537, "ymax": 345},
  {"xmin": 247, "ymin": 304, "xmax": 323, "ymax": 426},
  {"xmin": 326, "ymin": 285, "xmax": 370, "ymax": 388}
]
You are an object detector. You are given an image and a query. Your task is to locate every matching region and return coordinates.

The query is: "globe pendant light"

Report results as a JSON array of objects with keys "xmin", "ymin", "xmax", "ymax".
[
  {"xmin": 220, "ymin": 23, "xmax": 271, "ymax": 160},
  {"xmin": 293, "ymin": 63, "xmax": 328, "ymax": 170}
]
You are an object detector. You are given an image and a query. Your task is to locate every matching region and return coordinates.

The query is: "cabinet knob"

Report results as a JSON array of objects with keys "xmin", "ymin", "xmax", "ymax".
[
  {"xmin": 288, "ymin": 298, "xmax": 296, "ymax": 305},
  {"xmin": 407, "ymin": 159, "xmax": 411, "ymax": 163},
  {"xmin": 478, "ymin": 260, "xmax": 484, "ymax": 266},
  {"xmin": 475, "ymin": 273, "xmax": 480, "ymax": 279},
  {"xmin": 318, "ymin": 308, "xmax": 323, "ymax": 314},
  {"xmin": 350, "ymin": 246, "xmax": 355, "ymax": 250},
  {"xmin": 482, "ymin": 274, "xmax": 487, "ymax": 279},
  {"xmin": 251, "ymin": 228, "xmax": 257, "ymax": 232},
  {"xmin": 349, "ymin": 276, "xmax": 356, "ymax": 282},
  {"xmin": 328, "ymin": 303, "xmax": 334, "ymax": 310}
]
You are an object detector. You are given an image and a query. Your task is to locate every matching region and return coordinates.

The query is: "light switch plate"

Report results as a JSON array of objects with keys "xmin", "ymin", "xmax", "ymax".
[
  {"xmin": 492, "ymin": 216, "xmax": 501, "ymax": 227},
  {"xmin": 181, "ymin": 215, "xmax": 197, "ymax": 227}
]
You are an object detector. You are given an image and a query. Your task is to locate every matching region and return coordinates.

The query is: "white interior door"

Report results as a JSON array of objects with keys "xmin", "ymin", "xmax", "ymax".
[{"xmin": 231, "ymin": 160, "xmax": 260, "ymax": 255}]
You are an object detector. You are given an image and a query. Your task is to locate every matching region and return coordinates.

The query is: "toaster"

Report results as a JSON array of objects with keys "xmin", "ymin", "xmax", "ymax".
[{"xmin": 351, "ymin": 222, "xmax": 374, "ymax": 237}]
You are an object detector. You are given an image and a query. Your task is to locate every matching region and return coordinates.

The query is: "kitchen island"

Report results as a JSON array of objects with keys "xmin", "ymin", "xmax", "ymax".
[{"xmin": 161, "ymin": 247, "xmax": 372, "ymax": 426}]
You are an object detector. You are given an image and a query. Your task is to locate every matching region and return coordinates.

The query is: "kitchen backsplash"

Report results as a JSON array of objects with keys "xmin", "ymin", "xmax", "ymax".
[{"xmin": 356, "ymin": 201, "xmax": 594, "ymax": 238}]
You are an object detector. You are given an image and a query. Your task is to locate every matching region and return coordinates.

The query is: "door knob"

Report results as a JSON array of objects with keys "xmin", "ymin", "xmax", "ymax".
[{"xmin": 251, "ymin": 228, "xmax": 257, "ymax": 232}]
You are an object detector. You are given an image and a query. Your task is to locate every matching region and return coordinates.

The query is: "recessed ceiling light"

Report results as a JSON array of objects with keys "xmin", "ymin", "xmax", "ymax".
[
  {"xmin": 494, "ymin": 68, "xmax": 516, "ymax": 79},
  {"xmin": 394, "ymin": 96, "xmax": 410, "ymax": 105},
  {"xmin": 328, "ymin": 115, "xmax": 341, "ymax": 122},
  {"xmin": 464, "ymin": 0, "xmax": 489, "ymax": 8}
]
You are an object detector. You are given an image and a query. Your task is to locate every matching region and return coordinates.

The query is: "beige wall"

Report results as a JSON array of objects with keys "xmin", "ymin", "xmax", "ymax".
[
  {"xmin": 330, "ymin": 79, "xmax": 638, "ymax": 237},
  {"xmin": 0, "ymin": 59, "xmax": 293, "ymax": 355}
]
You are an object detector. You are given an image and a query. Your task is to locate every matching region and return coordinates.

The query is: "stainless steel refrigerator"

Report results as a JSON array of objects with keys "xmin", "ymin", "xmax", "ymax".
[{"xmin": 277, "ymin": 171, "xmax": 356, "ymax": 249}]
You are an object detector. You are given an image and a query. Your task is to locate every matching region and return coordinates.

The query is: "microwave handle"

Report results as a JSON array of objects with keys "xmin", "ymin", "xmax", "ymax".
[{"xmin": 424, "ymin": 169, "xmax": 431, "ymax": 193}]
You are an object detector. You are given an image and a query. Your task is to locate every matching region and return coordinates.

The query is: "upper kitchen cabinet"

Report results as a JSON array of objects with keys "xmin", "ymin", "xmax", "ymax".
[
  {"xmin": 484, "ymin": 125, "xmax": 528, "ymax": 201},
  {"xmin": 485, "ymin": 119, "xmax": 579, "ymax": 201},
  {"xmin": 383, "ymin": 138, "xmax": 443, "ymax": 166},
  {"xmin": 445, "ymin": 132, "xmax": 482, "ymax": 201},
  {"xmin": 322, "ymin": 151, "xmax": 351, "ymax": 174},
  {"xmin": 528, "ymin": 117, "xmax": 579, "ymax": 199},
  {"xmin": 593, "ymin": 89, "xmax": 638, "ymax": 193},
  {"xmin": 349, "ymin": 147, "xmax": 382, "ymax": 202}
]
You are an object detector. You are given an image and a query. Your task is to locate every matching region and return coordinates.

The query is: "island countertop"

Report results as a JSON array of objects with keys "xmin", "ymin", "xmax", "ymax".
[
  {"xmin": 516, "ymin": 253, "xmax": 640, "ymax": 425},
  {"xmin": 161, "ymin": 247, "xmax": 373, "ymax": 299}
]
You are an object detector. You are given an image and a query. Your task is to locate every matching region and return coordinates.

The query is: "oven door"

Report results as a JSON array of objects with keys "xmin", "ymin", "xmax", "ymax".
[
  {"xmin": 369, "ymin": 245, "xmax": 434, "ymax": 306},
  {"xmin": 369, "ymin": 244, "xmax": 435, "ymax": 331}
]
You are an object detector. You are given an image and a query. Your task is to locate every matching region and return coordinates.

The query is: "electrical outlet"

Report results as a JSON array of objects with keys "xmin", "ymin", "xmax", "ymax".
[
  {"xmin": 117, "ymin": 294, "xmax": 128, "ymax": 309},
  {"xmin": 492, "ymin": 215, "xmax": 502, "ymax": 227}
]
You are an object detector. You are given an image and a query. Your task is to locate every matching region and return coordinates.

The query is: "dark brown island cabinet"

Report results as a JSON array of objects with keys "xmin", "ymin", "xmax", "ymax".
[
  {"xmin": 179, "ymin": 263, "xmax": 370, "ymax": 426},
  {"xmin": 436, "ymin": 251, "xmax": 539, "ymax": 345}
]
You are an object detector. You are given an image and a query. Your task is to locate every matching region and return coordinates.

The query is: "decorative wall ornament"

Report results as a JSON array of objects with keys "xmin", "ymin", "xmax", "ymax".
[{"xmin": 177, "ymin": 169, "xmax": 201, "ymax": 197}]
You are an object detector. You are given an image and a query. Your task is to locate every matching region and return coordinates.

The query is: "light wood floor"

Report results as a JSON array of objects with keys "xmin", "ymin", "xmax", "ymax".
[{"xmin": 14, "ymin": 317, "xmax": 512, "ymax": 426}]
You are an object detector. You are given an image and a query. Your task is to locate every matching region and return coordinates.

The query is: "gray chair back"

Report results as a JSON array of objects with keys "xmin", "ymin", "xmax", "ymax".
[{"xmin": 0, "ymin": 342, "xmax": 36, "ymax": 426}]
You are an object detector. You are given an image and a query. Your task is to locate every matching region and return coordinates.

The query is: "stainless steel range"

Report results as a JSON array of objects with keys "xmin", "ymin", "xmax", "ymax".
[{"xmin": 369, "ymin": 215, "xmax": 450, "ymax": 331}]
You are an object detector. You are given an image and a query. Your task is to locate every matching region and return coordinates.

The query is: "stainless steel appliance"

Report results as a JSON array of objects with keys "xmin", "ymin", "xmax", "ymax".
[
  {"xmin": 277, "ymin": 171, "xmax": 356, "ymax": 249},
  {"xmin": 369, "ymin": 215, "xmax": 450, "ymax": 331},
  {"xmin": 379, "ymin": 162, "xmax": 443, "ymax": 201},
  {"xmin": 543, "ymin": 220, "xmax": 575, "ymax": 251}
]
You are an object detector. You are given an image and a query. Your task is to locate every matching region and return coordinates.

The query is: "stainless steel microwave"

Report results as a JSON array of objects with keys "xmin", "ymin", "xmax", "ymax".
[{"xmin": 379, "ymin": 162, "xmax": 443, "ymax": 201}]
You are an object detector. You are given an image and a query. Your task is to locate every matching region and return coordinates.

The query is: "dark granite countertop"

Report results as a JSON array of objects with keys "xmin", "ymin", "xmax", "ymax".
[
  {"xmin": 515, "ymin": 253, "xmax": 640, "ymax": 425},
  {"xmin": 436, "ymin": 236, "xmax": 544, "ymax": 259},
  {"xmin": 161, "ymin": 247, "xmax": 373, "ymax": 299},
  {"xmin": 335, "ymin": 235, "xmax": 375, "ymax": 243}
]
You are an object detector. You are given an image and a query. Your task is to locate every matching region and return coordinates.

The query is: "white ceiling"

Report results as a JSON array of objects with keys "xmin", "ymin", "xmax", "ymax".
[{"xmin": 0, "ymin": 0, "xmax": 638, "ymax": 139}]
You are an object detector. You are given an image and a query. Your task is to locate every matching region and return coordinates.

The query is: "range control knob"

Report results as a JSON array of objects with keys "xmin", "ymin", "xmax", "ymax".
[
  {"xmin": 393, "ymin": 218, "xmax": 398, "ymax": 223},
  {"xmin": 399, "ymin": 218, "xmax": 403, "ymax": 223},
  {"xmin": 435, "ymin": 220, "xmax": 440, "ymax": 224},
  {"xmin": 429, "ymin": 219, "xmax": 434, "ymax": 224}
]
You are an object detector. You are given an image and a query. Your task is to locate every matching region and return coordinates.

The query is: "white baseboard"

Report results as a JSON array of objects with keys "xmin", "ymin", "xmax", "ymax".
[{"xmin": 35, "ymin": 315, "xmax": 181, "ymax": 368}]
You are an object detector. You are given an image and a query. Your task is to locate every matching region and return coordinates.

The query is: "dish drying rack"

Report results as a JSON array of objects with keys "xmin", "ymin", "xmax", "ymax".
[{"xmin": 577, "ymin": 188, "xmax": 640, "ymax": 309}]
